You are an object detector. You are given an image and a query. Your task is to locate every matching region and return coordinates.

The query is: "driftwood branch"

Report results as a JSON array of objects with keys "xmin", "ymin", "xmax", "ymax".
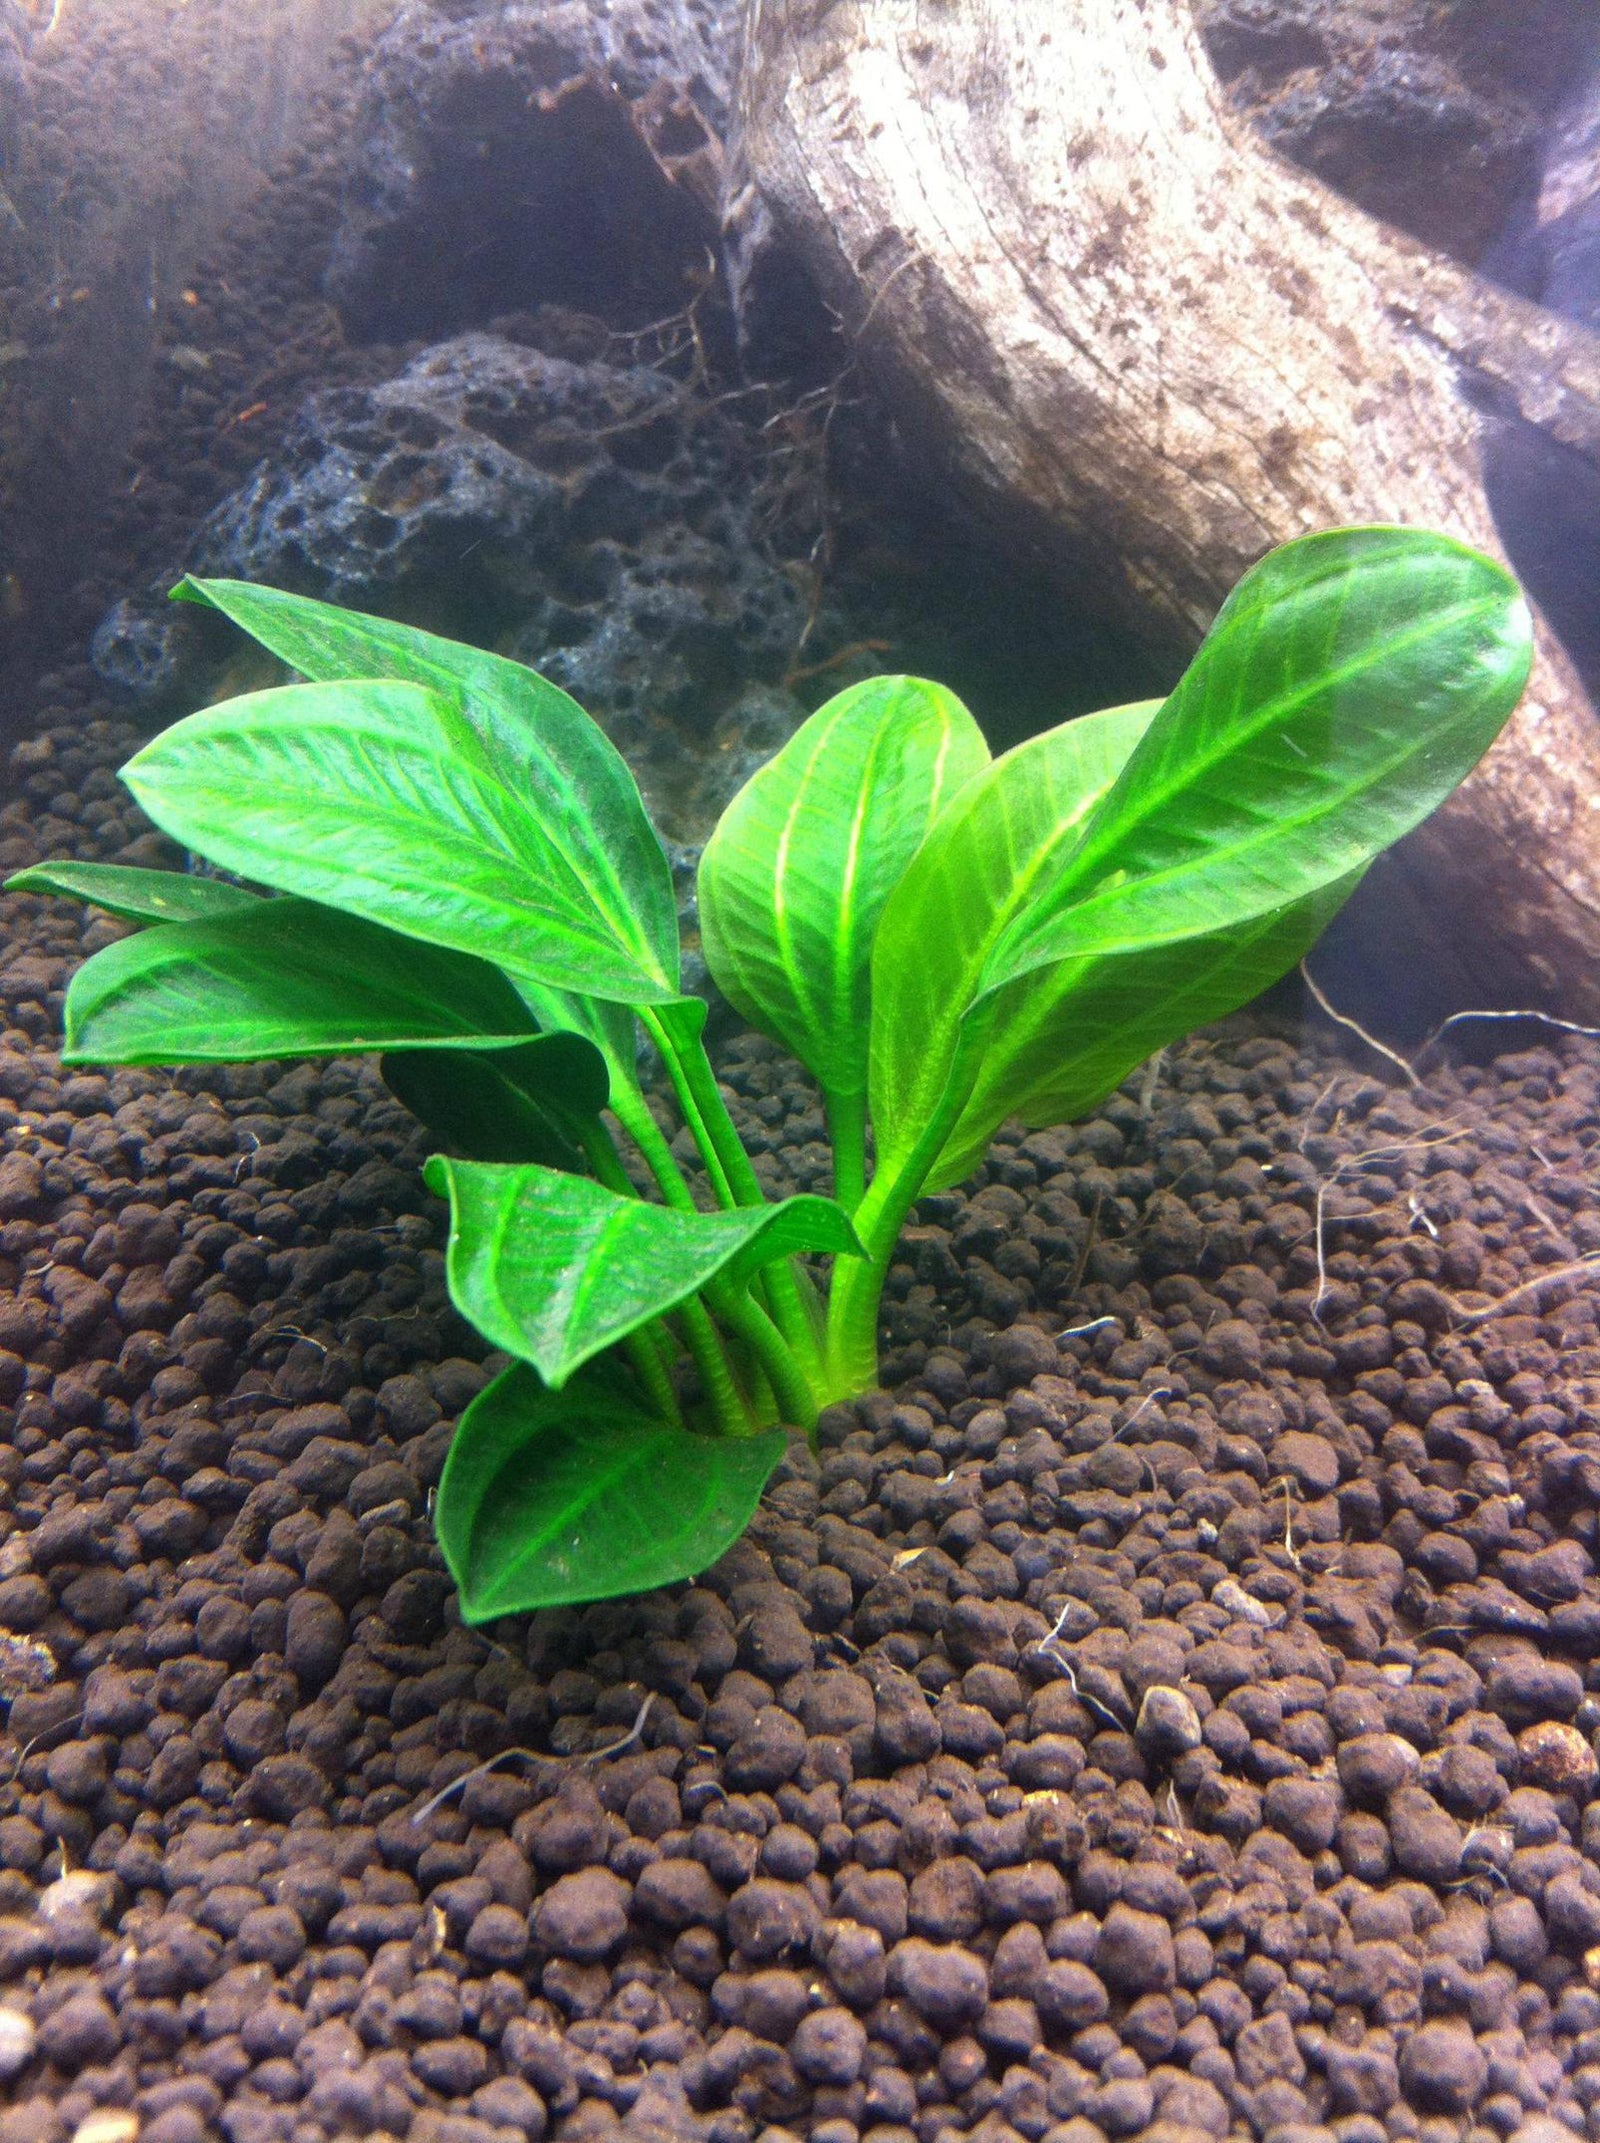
[{"xmin": 737, "ymin": 0, "xmax": 1600, "ymax": 1023}]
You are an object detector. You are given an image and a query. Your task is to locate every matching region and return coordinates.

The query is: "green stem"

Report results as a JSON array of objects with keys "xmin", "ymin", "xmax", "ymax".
[
  {"xmin": 623, "ymin": 1330, "xmax": 684, "ymax": 1430},
  {"xmin": 679, "ymin": 1294, "xmax": 754, "ymax": 1437},
  {"xmin": 645, "ymin": 1006, "xmax": 828, "ymax": 1392},
  {"xmin": 605, "ymin": 1077, "xmax": 699, "ymax": 1214},
  {"xmin": 827, "ymin": 1090, "xmax": 867, "ymax": 1214},
  {"xmin": 822, "ymin": 1014, "xmax": 993, "ymax": 1400},
  {"xmin": 580, "ymin": 1102, "xmax": 746, "ymax": 1436},
  {"xmin": 708, "ymin": 1280, "xmax": 818, "ymax": 1433},
  {"xmin": 641, "ymin": 1006, "xmax": 755, "ymax": 1207}
]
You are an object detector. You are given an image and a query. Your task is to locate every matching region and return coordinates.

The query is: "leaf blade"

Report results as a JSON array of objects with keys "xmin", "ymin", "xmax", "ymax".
[
  {"xmin": 699, "ymin": 675, "xmax": 989, "ymax": 1105},
  {"xmin": 436, "ymin": 1362, "xmax": 786, "ymax": 1618},
  {"xmin": 177, "ymin": 575, "xmax": 680, "ymax": 987},
  {"xmin": 425, "ymin": 1156, "xmax": 862, "ymax": 1387},
  {"xmin": 381, "ymin": 1035, "xmax": 608, "ymax": 1171},
  {"xmin": 868, "ymin": 702, "xmax": 1158, "ymax": 1180},
  {"xmin": 984, "ymin": 529, "xmax": 1532, "ymax": 986},
  {"xmin": 62, "ymin": 897, "xmax": 542, "ymax": 1066},
  {"xmin": 927, "ymin": 870, "xmax": 1364, "ymax": 1190},
  {"xmin": 6, "ymin": 861, "xmax": 262, "ymax": 925},
  {"xmin": 121, "ymin": 676, "xmax": 679, "ymax": 1002}
]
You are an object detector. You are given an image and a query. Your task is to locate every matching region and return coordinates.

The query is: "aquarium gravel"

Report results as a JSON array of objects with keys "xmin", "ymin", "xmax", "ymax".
[{"xmin": 4, "ymin": 679, "xmax": 1600, "ymax": 2143}]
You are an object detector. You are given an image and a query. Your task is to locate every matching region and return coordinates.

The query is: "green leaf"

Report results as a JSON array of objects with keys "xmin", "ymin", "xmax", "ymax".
[
  {"xmin": 436, "ymin": 1361, "xmax": 787, "ymax": 1617},
  {"xmin": 121, "ymin": 675, "xmax": 679, "ymax": 1004},
  {"xmin": 6, "ymin": 861, "xmax": 261, "ymax": 925},
  {"xmin": 425, "ymin": 1155, "xmax": 862, "ymax": 1388},
  {"xmin": 926, "ymin": 870, "xmax": 1363, "ymax": 1191},
  {"xmin": 983, "ymin": 528, "xmax": 1532, "ymax": 989},
  {"xmin": 699, "ymin": 675, "xmax": 989, "ymax": 1110},
  {"xmin": 870, "ymin": 703, "xmax": 1158, "ymax": 1181},
  {"xmin": 176, "ymin": 574, "xmax": 679, "ymax": 985},
  {"xmin": 381, "ymin": 1036, "xmax": 607, "ymax": 1171},
  {"xmin": 63, "ymin": 897, "xmax": 539, "ymax": 1066}
]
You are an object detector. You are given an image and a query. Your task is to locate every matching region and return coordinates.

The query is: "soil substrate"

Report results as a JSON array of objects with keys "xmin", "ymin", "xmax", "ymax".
[{"xmin": 4, "ymin": 681, "xmax": 1600, "ymax": 2143}]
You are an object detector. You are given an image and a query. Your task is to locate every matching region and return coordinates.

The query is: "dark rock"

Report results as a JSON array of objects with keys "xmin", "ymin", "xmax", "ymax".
[
  {"xmin": 1195, "ymin": 0, "xmax": 1590, "ymax": 264},
  {"xmin": 1388, "ymin": 1787, "xmax": 1463, "ymax": 1885},
  {"xmin": 886, "ymin": 1938, "xmax": 989, "ymax": 2032},
  {"xmin": 634, "ymin": 1858, "xmax": 728, "ymax": 1933},
  {"xmin": 740, "ymin": 1601, "xmax": 814, "ymax": 1682},
  {"xmin": 907, "ymin": 1859, "xmax": 984, "ymax": 1943},
  {"xmin": 534, "ymin": 1868, "xmax": 631, "ymax": 1961},
  {"xmin": 35, "ymin": 1989, "xmax": 121, "ymax": 2068},
  {"xmin": 1543, "ymin": 1870, "xmax": 1600, "ymax": 1952},
  {"xmin": 1397, "ymin": 2018, "xmax": 1488, "ymax": 2113},
  {"xmin": 1338, "ymin": 1731, "xmax": 1420, "ymax": 1802},
  {"xmin": 324, "ymin": 0, "xmax": 733, "ymax": 340},
  {"xmin": 1485, "ymin": 1654, "xmax": 1584, "ymax": 1726},
  {"xmin": 244, "ymin": 1755, "xmax": 331, "ymax": 1821},
  {"xmin": 724, "ymin": 1704, "xmax": 806, "ymax": 1791},
  {"xmin": 1518, "ymin": 1720, "xmax": 1598, "ymax": 1798},
  {"xmin": 465, "ymin": 1903, "xmax": 531, "ymax": 1970},
  {"xmin": 1094, "ymin": 1902, "xmax": 1176, "ymax": 1996},
  {"xmin": 1035, "ymin": 1959, "xmax": 1110, "ymax": 2034},
  {"xmin": 819, "ymin": 1919, "xmax": 887, "ymax": 2010},
  {"xmin": 790, "ymin": 2005, "xmax": 868, "ymax": 2086},
  {"xmin": 725, "ymin": 1879, "xmax": 819, "ymax": 1964},
  {"xmin": 99, "ymin": 336, "xmax": 814, "ymax": 865},
  {"xmin": 284, "ymin": 1590, "xmax": 347, "ymax": 1688},
  {"xmin": 1135, "ymin": 1684, "xmax": 1203, "ymax": 1759}
]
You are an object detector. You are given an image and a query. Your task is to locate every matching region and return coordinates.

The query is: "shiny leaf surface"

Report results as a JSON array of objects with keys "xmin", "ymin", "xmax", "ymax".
[
  {"xmin": 62, "ymin": 897, "xmax": 538, "ymax": 1066},
  {"xmin": 425, "ymin": 1156, "xmax": 861, "ymax": 1388},
  {"xmin": 699, "ymin": 675, "xmax": 988, "ymax": 1106},
  {"xmin": 984, "ymin": 529, "xmax": 1531, "ymax": 988},
  {"xmin": 928, "ymin": 872, "xmax": 1363, "ymax": 1190},
  {"xmin": 870, "ymin": 703, "xmax": 1156, "ymax": 1180},
  {"xmin": 437, "ymin": 1362, "xmax": 786, "ymax": 1619},
  {"xmin": 121, "ymin": 676, "xmax": 679, "ymax": 1003},
  {"xmin": 176, "ymin": 574, "xmax": 678, "ymax": 985}
]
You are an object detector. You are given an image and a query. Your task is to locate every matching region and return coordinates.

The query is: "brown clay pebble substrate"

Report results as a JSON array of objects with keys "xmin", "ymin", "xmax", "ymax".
[{"xmin": 7, "ymin": 693, "xmax": 1600, "ymax": 2143}]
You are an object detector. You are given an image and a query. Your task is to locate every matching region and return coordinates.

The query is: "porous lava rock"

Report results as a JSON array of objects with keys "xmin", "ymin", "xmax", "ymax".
[
  {"xmin": 92, "ymin": 333, "xmax": 815, "ymax": 854},
  {"xmin": 324, "ymin": 0, "xmax": 737, "ymax": 342}
]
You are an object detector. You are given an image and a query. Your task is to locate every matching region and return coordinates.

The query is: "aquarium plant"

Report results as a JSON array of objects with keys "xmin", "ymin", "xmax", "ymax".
[{"xmin": 8, "ymin": 528, "xmax": 1530, "ymax": 1618}]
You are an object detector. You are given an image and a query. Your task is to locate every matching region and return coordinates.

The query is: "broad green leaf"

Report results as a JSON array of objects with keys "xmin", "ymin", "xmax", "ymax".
[
  {"xmin": 927, "ymin": 870, "xmax": 1363, "ymax": 1190},
  {"xmin": 984, "ymin": 529, "xmax": 1532, "ymax": 990},
  {"xmin": 699, "ymin": 676, "xmax": 989, "ymax": 1109},
  {"xmin": 63, "ymin": 897, "xmax": 540, "ymax": 1066},
  {"xmin": 382, "ymin": 1034, "xmax": 608, "ymax": 1171},
  {"xmin": 437, "ymin": 1361, "xmax": 787, "ymax": 1617},
  {"xmin": 425, "ymin": 1155, "xmax": 862, "ymax": 1388},
  {"xmin": 121, "ymin": 676, "xmax": 680, "ymax": 1004},
  {"xmin": 176, "ymin": 575, "xmax": 678, "ymax": 986},
  {"xmin": 6, "ymin": 860, "xmax": 261, "ymax": 925},
  {"xmin": 870, "ymin": 703, "xmax": 1158, "ymax": 1180}
]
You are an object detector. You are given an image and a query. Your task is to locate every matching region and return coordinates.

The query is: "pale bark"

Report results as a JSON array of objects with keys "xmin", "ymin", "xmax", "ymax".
[{"xmin": 736, "ymin": 0, "xmax": 1600, "ymax": 1019}]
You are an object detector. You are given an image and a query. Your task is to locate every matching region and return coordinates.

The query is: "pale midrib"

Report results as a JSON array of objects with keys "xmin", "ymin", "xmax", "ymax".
[
  {"xmin": 876, "ymin": 754, "xmax": 1119, "ymax": 1153},
  {"xmin": 244, "ymin": 618, "xmax": 673, "ymax": 973},
  {"xmin": 956, "ymin": 895, "xmax": 1307, "ymax": 1153},
  {"xmin": 1055, "ymin": 589, "xmax": 1498, "ymax": 906},
  {"xmin": 529, "ymin": 1428, "xmax": 675, "ymax": 1559},
  {"xmin": 155, "ymin": 728, "xmax": 662, "ymax": 989},
  {"xmin": 772, "ymin": 706, "xmax": 851, "ymax": 1049},
  {"xmin": 997, "ymin": 691, "xmax": 1465, "ymax": 976}
]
